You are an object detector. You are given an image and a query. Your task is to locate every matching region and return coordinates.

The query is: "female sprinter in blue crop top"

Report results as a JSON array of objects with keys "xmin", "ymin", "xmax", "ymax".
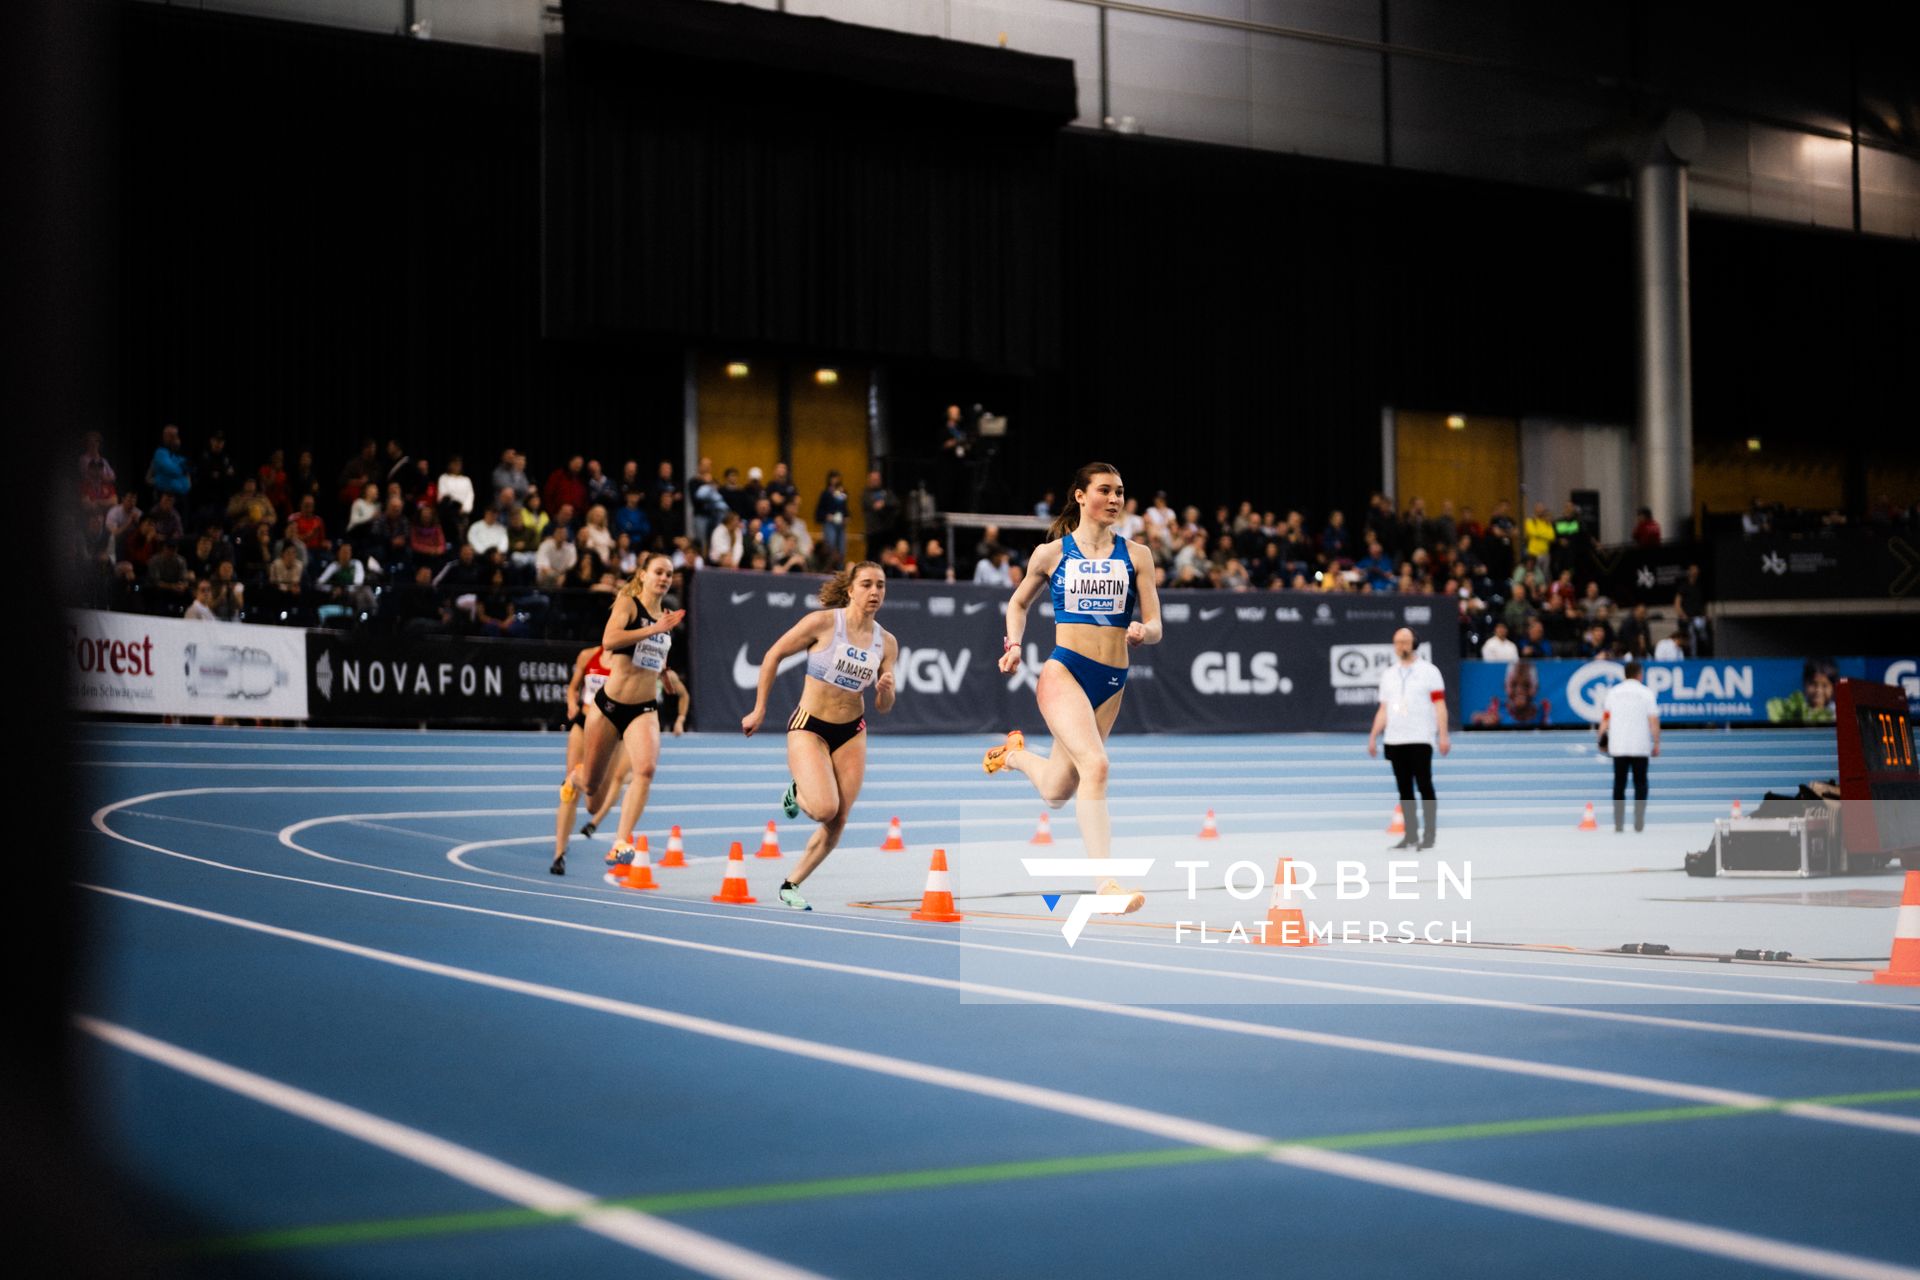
[
  {"xmin": 985, "ymin": 462, "xmax": 1162, "ymax": 913},
  {"xmin": 562, "ymin": 552, "xmax": 684, "ymax": 873},
  {"xmin": 742, "ymin": 559, "xmax": 897, "ymax": 910}
]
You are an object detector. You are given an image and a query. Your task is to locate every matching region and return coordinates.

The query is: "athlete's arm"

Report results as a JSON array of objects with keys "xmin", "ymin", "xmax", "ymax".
[
  {"xmin": 664, "ymin": 669, "xmax": 689, "ymax": 736},
  {"xmin": 601, "ymin": 597, "xmax": 686, "ymax": 652},
  {"xmin": 1125, "ymin": 541, "xmax": 1162, "ymax": 647},
  {"xmin": 999, "ymin": 541, "xmax": 1060, "ymax": 674},
  {"xmin": 741, "ymin": 611, "xmax": 831, "ymax": 736},
  {"xmin": 874, "ymin": 633, "xmax": 899, "ymax": 715}
]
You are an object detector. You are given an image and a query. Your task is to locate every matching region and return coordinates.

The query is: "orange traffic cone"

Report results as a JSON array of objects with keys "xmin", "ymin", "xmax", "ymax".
[
  {"xmin": 622, "ymin": 837, "xmax": 659, "ymax": 890},
  {"xmin": 1731, "ymin": 799, "xmax": 1744, "ymax": 820},
  {"xmin": 909, "ymin": 849, "xmax": 964, "ymax": 923},
  {"xmin": 1386, "ymin": 804, "xmax": 1405, "ymax": 836},
  {"xmin": 1031, "ymin": 813, "xmax": 1054, "ymax": 845},
  {"xmin": 1198, "ymin": 809, "xmax": 1220, "ymax": 839},
  {"xmin": 1578, "ymin": 802, "xmax": 1599, "ymax": 831},
  {"xmin": 879, "ymin": 816, "xmax": 907, "ymax": 852},
  {"xmin": 1256, "ymin": 858, "xmax": 1318, "ymax": 947},
  {"xmin": 757, "ymin": 820, "xmax": 782, "ymax": 859},
  {"xmin": 1867, "ymin": 870, "xmax": 1920, "ymax": 987},
  {"xmin": 711, "ymin": 842, "xmax": 757, "ymax": 904},
  {"xmin": 658, "ymin": 824, "xmax": 686, "ymax": 868}
]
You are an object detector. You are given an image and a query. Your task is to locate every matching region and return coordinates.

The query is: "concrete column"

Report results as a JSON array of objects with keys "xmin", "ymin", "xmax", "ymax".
[{"xmin": 1634, "ymin": 119, "xmax": 1699, "ymax": 543}]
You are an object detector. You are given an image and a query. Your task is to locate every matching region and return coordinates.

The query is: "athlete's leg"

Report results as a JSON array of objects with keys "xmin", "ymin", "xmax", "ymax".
[
  {"xmin": 554, "ymin": 725, "xmax": 586, "ymax": 861},
  {"xmin": 1036, "ymin": 667, "xmax": 1115, "ymax": 859},
  {"xmin": 1002, "ymin": 662, "xmax": 1089, "ymax": 808},
  {"xmin": 786, "ymin": 724, "xmax": 841, "ymax": 825},
  {"xmin": 579, "ymin": 709, "xmax": 622, "ymax": 814},
  {"xmin": 790, "ymin": 734, "xmax": 865, "ymax": 887},
  {"xmin": 589, "ymin": 746, "xmax": 630, "ymax": 830},
  {"xmin": 613, "ymin": 714, "xmax": 662, "ymax": 846}
]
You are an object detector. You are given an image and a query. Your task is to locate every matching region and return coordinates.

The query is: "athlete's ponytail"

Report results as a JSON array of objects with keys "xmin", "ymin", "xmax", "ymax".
[
  {"xmin": 1047, "ymin": 462, "xmax": 1123, "ymax": 542},
  {"xmin": 819, "ymin": 560, "xmax": 883, "ymax": 609}
]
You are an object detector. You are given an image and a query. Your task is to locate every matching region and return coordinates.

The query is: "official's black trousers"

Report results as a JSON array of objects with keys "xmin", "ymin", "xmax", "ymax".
[
  {"xmin": 1611, "ymin": 755, "xmax": 1649, "ymax": 832},
  {"xmin": 1384, "ymin": 742, "xmax": 1437, "ymax": 847}
]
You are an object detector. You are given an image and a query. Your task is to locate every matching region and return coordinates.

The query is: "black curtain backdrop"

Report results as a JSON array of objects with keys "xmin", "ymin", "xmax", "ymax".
[{"xmin": 115, "ymin": 4, "xmax": 1919, "ymax": 529}]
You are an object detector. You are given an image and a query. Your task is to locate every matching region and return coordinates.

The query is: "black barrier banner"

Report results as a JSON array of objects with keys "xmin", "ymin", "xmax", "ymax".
[
  {"xmin": 689, "ymin": 572, "xmax": 1459, "ymax": 734},
  {"xmin": 1577, "ymin": 541, "xmax": 1702, "ymax": 606},
  {"xmin": 1715, "ymin": 533, "xmax": 1920, "ymax": 601},
  {"xmin": 305, "ymin": 634, "xmax": 584, "ymax": 725}
]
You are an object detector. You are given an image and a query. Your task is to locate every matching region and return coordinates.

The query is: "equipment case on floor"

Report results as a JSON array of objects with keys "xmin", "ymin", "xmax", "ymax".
[{"xmin": 1713, "ymin": 814, "xmax": 1840, "ymax": 878}]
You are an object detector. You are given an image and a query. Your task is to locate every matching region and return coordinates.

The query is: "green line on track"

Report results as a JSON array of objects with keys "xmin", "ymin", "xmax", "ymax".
[{"xmin": 176, "ymin": 1086, "xmax": 1920, "ymax": 1258}]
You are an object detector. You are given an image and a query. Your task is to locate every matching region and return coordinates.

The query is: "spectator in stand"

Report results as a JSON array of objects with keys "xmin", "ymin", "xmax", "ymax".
[
  {"xmin": 147, "ymin": 491, "xmax": 184, "ymax": 545},
  {"xmin": 689, "ymin": 460, "xmax": 726, "ymax": 548},
  {"xmin": 707, "ymin": 509, "xmax": 744, "ymax": 568},
  {"xmin": 534, "ymin": 523, "xmax": 577, "ymax": 588},
  {"xmin": 184, "ymin": 579, "xmax": 218, "ymax": 621},
  {"xmin": 1631, "ymin": 506, "xmax": 1662, "ymax": 547},
  {"xmin": 541, "ymin": 455, "xmax": 587, "ymax": 525},
  {"xmin": 238, "ymin": 521, "xmax": 279, "ymax": 581},
  {"xmin": 1142, "ymin": 492, "xmax": 1175, "ymax": 554},
  {"xmin": 584, "ymin": 459, "xmax": 620, "ymax": 513},
  {"xmin": 225, "ymin": 476, "xmax": 276, "ymax": 533},
  {"xmin": 182, "ymin": 529, "xmax": 227, "ymax": 582},
  {"xmin": 289, "ymin": 450, "xmax": 323, "ymax": 513},
  {"xmin": 814, "ymin": 471, "xmax": 849, "ymax": 565},
  {"xmin": 472, "ymin": 568, "xmax": 526, "ymax": 637},
  {"xmin": 510, "ymin": 491, "xmax": 549, "ymax": 568},
  {"xmin": 1578, "ymin": 623, "xmax": 1614, "ymax": 660},
  {"xmin": 409, "ymin": 502, "xmax": 448, "ymax": 570},
  {"xmin": 973, "ymin": 543, "xmax": 1013, "ymax": 586},
  {"xmin": 147, "ymin": 539, "xmax": 191, "ymax": 612},
  {"xmin": 919, "ymin": 537, "xmax": 952, "ymax": 582},
  {"xmin": 336, "ymin": 438, "xmax": 379, "ymax": 510},
  {"xmin": 765, "ymin": 461, "xmax": 798, "ymax": 515},
  {"xmin": 119, "ymin": 516, "xmax": 162, "ymax": 571},
  {"xmin": 1518, "ymin": 617, "xmax": 1553, "ymax": 659},
  {"xmin": 1616, "ymin": 602, "xmax": 1652, "ymax": 659},
  {"xmin": 745, "ymin": 466, "xmax": 774, "ymax": 518},
  {"xmin": 1220, "ymin": 558, "xmax": 1251, "ymax": 592},
  {"xmin": 209, "ymin": 560, "xmax": 245, "ymax": 621},
  {"xmin": 612, "ymin": 488, "xmax": 651, "ymax": 546},
  {"xmin": 372, "ymin": 497, "xmax": 412, "ymax": 575},
  {"xmin": 862, "ymin": 470, "xmax": 899, "ymax": 555},
  {"xmin": 1524, "ymin": 501, "xmax": 1555, "ymax": 562},
  {"xmin": 269, "ymin": 542, "xmax": 307, "ymax": 607},
  {"xmin": 1033, "ymin": 490, "xmax": 1054, "ymax": 521},
  {"xmin": 1357, "ymin": 539, "xmax": 1395, "ymax": 591},
  {"xmin": 747, "ymin": 497, "xmax": 779, "ymax": 557},
  {"xmin": 317, "ymin": 542, "xmax": 374, "ymax": 614},
  {"xmin": 579, "ymin": 505, "xmax": 615, "ymax": 563},
  {"xmin": 1654, "ymin": 629, "xmax": 1687, "ymax": 661},
  {"xmin": 457, "ymin": 504, "xmax": 505, "ymax": 562},
  {"xmin": 648, "ymin": 459, "xmax": 679, "ymax": 525},
  {"xmin": 1741, "ymin": 498, "xmax": 1772, "ymax": 537},
  {"xmin": 437, "ymin": 454, "xmax": 475, "ymax": 541},
  {"xmin": 765, "ymin": 515, "xmax": 808, "ymax": 573},
  {"xmin": 79, "ymin": 431, "xmax": 118, "ymax": 512},
  {"xmin": 1320, "ymin": 509, "xmax": 1350, "ymax": 562},
  {"xmin": 392, "ymin": 565, "xmax": 447, "ymax": 636},
  {"xmin": 435, "ymin": 543, "xmax": 483, "ymax": 593},
  {"xmin": 892, "ymin": 538, "xmax": 919, "ymax": 578},
  {"xmin": 611, "ymin": 532, "xmax": 638, "ymax": 576},
  {"xmin": 379, "ymin": 439, "xmax": 411, "ymax": 494},
  {"xmin": 257, "ymin": 449, "xmax": 290, "ymax": 516},
  {"xmin": 1433, "ymin": 500, "xmax": 1457, "ymax": 551},
  {"xmin": 1480, "ymin": 620, "xmax": 1518, "ymax": 662},
  {"xmin": 1501, "ymin": 581, "xmax": 1536, "ymax": 636},
  {"xmin": 288, "ymin": 494, "xmax": 329, "ymax": 553},
  {"xmin": 715, "ymin": 466, "xmax": 747, "ymax": 519},
  {"xmin": 1545, "ymin": 568, "xmax": 1577, "ymax": 610},
  {"xmin": 492, "ymin": 448, "xmax": 530, "ymax": 504},
  {"xmin": 146, "ymin": 424, "xmax": 192, "ymax": 504},
  {"xmin": 347, "ymin": 482, "xmax": 382, "ymax": 551},
  {"xmin": 189, "ymin": 430, "xmax": 235, "ymax": 528},
  {"xmin": 1674, "ymin": 563, "xmax": 1708, "ymax": 655},
  {"xmin": 1580, "ymin": 580, "xmax": 1612, "ymax": 621}
]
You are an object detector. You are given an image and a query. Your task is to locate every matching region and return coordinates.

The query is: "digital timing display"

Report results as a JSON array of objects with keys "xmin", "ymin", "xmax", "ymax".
[{"xmin": 1857, "ymin": 706, "xmax": 1918, "ymax": 776}]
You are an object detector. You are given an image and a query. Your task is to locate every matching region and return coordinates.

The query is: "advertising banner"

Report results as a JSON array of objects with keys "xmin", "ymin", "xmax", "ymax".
[
  {"xmin": 1715, "ymin": 532, "xmax": 1920, "ymax": 601},
  {"xmin": 689, "ymin": 573, "xmax": 1459, "ymax": 734},
  {"xmin": 1576, "ymin": 542, "xmax": 1701, "ymax": 606},
  {"xmin": 304, "ymin": 634, "xmax": 583, "ymax": 726},
  {"xmin": 1460, "ymin": 655, "xmax": 1920, "ymax": 727},
  {"xmin": 67, "ymin": 609, "xmax": 309, "ymax": 720}
]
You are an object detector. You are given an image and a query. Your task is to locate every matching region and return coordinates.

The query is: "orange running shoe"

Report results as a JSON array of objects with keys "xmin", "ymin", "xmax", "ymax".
[
  {"xmin": 1097, "ymin": 877, "xmax": 1146, "ymax": 914},
  {"xmin": 983, "ymin": 729, "xmax": 1025, "ymax": 775}
]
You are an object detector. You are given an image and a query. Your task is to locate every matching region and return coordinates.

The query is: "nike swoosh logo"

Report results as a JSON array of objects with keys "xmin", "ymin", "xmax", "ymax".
[
  {"xmin": 1200, "ymin": 608, "xmax": 1224, "ymax": 620},
  {"xmin": 964, "ymin": 602, "xmax": 989, "ymax": 615},
  {"xmin": 730, "ymin": 592, "xmax": 755, "ymax": 605},
  {"xmin": 733, "ymin": 644, "xmax": 809, "ymax": 689}
]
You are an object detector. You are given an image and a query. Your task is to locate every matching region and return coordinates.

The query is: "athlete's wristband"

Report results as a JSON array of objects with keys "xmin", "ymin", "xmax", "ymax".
[{"xmin": 1002, "ymin": 636, "xmax": 1018, "ymax": 652}]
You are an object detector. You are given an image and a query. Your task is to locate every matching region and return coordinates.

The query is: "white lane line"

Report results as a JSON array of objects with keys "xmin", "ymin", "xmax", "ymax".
[
  {"xmin": 95, "ymin": 801, "xmax": 1920, "ymax": 1123},
  {"xmin": 77, "ymin": 891, "xmax": 1920, "ymax": 1280},
  {"xmin": 77, "ymin": 1017, "xmax": 829, "ymax": 1280}
]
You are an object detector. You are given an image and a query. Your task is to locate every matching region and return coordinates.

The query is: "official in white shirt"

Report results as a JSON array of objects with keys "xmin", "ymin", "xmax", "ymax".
[
  {"xmin": 1599, "ymin": 660, "xmax": 1660, "ymax": 832},
  {"xmin": 1366, "ymin": 627, "xmax": 1450, "ymax": 850}
]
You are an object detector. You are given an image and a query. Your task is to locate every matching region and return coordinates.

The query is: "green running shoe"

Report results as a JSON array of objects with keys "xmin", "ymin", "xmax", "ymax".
[
  {"xmin": 778, "ymin": 885, "xmax": 811, "ymax": 911},
  {"xmin": 781, "ymin": 778, "xmax": 800, "ymax": 820}
]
